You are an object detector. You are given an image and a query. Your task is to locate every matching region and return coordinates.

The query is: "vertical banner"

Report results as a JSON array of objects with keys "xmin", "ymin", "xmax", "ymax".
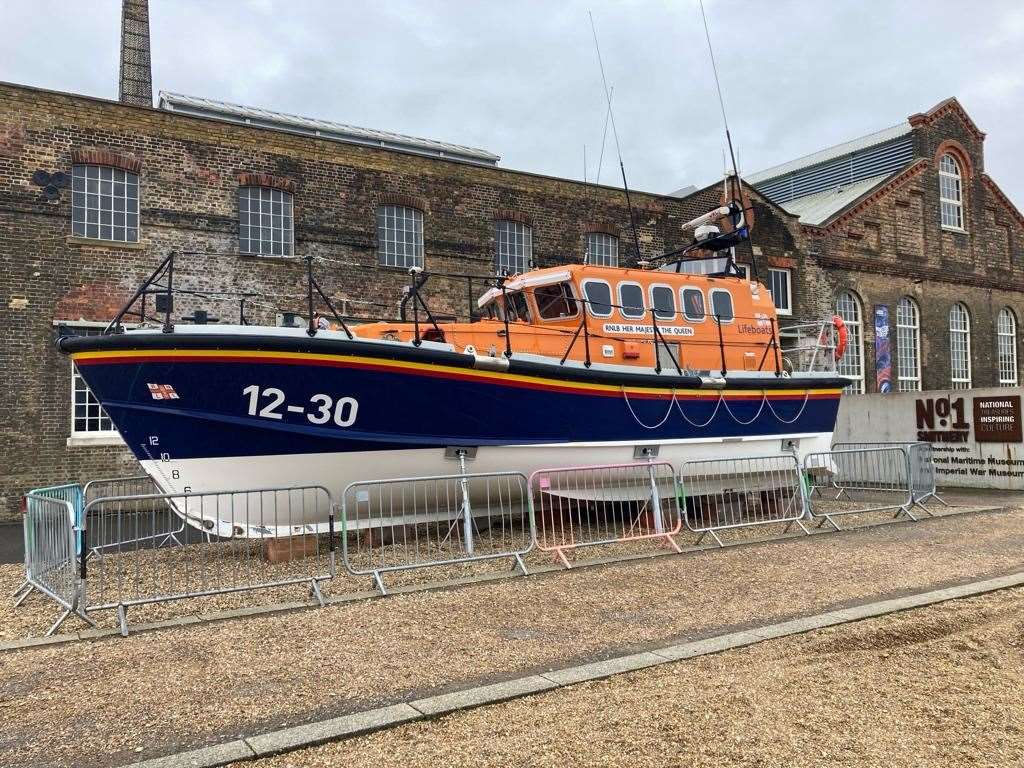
[{"xmin": 874, "ymin": 305, "xmax": 892, "ymax": 393}]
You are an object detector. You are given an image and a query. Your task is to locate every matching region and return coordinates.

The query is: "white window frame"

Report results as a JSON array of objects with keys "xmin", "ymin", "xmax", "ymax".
[
  {"xmin": 997, "ymin": 307, "xmax": 1018, "ymax": 387},
  {"xmin": 709, "ymin": 288, "xmax": 735, "ymax": 324},
  {"xmin": 679, "ymin": 287, "xmax": 707, "ymax": 323},
  {"xmin": 949, "ymin": 302, "xmax": 972, "ymax": 389},
  {"xmin": 238, "ymin": 186, "xmax": 294, "ymax": 257},
  {"xmin": 617, "ymin": 281, "xmax": 646, "ymax": 319},
  {"xmin": 377, "ymin": 204, "xmax": 424, "ymax": 268},
  {"xmin": 586, "ymin": 232, "xmax": 619, "ymax": 267},
  {"xmin": 71, "ymin": 164, "xmax": 140, "ymax": 243},
  {"xmin": 939, "ymin": 154, "xmax": 965, "ymax": 232},
  {"xmin": 734, "ymin": 263, "xmax": 751, "ymax": 279},
  {"xmin": 836, "ymin": 291, "xmax": 865, "ymax": 394},
  {"xmin": 896, "ymin": 297, "xmax": 921, "ymax": 392},
  {"xmin": 648, "ymin": 283, "xmax": 677, "ymax": 321},
  {"xmin": 58, "ymin": 322, "xmax": 124, "ymax": 444},
  {"xmin": 766, "ymin": 267, "xmax": 792, "ymax": 316},
  {"xmin": 495, "ymin": 220, "xmax": 532, "ymax": 275},
  {"xmin": 581, "ymin": 278, "xmax": 614, "ymax": 318}
]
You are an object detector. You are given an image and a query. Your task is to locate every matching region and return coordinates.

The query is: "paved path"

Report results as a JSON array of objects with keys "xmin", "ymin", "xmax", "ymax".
[{"xmin": 1, "ymin": 508, "xmax": 1022, "ymax": 768}]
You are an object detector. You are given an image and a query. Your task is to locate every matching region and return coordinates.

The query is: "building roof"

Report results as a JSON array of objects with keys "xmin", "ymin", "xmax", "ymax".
[
  {"xmin": 743, "ymin": 115, "xmax": 919, "ymax": 226},
  {"xmin": 776, "ymin": 172, "xmax": 895, "ymax": 226},
  {"xmin": 158, "ymin": 91, "xmax": 500, "ymax": 166},
  {"xmin": 745, "ymin": 121, "xmax": 911, "ymax": 186}
]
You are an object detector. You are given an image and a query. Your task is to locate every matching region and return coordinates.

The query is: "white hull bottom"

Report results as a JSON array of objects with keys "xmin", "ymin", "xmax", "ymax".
[{"xmin": 140, "ymin": 431, "xmax": 833, "ymax": 537}]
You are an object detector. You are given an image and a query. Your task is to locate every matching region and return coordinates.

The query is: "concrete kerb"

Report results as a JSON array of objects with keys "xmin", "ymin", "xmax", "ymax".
[
  {"xmin": 0, "ymin": 503, "xmax": 1010, "ymax": 655},
  {"xmin": 124, "ymin": 571, "xmax": 1024, "ymax": 768}
]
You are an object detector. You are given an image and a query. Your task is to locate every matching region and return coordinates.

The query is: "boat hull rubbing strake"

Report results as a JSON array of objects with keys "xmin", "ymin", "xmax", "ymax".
[{"xmin": 59, "ymin": 332, "xmax": 846, "ymax": 536}]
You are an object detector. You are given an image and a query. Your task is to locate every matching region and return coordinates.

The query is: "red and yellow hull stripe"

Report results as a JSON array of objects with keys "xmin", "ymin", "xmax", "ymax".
[{"xmin": 71, "ymin": 348, "xmax": 843, "ymax": 402}]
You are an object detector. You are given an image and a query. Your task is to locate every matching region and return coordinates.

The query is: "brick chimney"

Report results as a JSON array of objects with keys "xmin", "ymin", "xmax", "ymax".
[{"xmin": 118, "ymin": 0, "xmax": 152, "ymax": 107}]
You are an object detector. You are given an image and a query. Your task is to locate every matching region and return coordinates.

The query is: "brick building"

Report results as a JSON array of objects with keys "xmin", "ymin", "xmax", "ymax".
[
  {"xmin": 747, "ymin": 100, "xmax": 1024, "ymax": 395},
  {"xmin": 0, "ymin": 5, "xmax": 1022, "ymax": 521}
]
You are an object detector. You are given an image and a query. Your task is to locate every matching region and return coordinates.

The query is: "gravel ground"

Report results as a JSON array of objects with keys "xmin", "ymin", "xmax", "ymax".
[
  {"xmin": 1, "ymin": 498, "xmax": 984, "ymax": 640},
  {"xmin": 255, "ymin": 588, "xmax": 1024, "ymax": 768},
  {"xmin": 0, "ymin": 507, "xmax": 1021, "ymax": 768}
]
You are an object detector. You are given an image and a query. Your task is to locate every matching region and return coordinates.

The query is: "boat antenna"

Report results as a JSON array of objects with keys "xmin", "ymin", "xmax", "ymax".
[
  {"xmin": 595, "ymin": 85, "xmax": 613, "ymax": 188},
  {"xmin": 699, "ymin": 0, "xmax": 753, "ymax": 278},
  {"xmin": 589, "ymin": 11, "xmax": 644, "ymax": 267}
]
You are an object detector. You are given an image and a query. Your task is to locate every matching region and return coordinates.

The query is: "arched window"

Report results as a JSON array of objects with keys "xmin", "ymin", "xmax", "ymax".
[
  {"xmin": 949, "ymin": 303, "xmax": 972, "ymax": 389},
  {"xmin": 998, "ymin": 308, "xmax": 1018, "ymax": 387},
  {"xmin": 896, "ymin": 297, "xmax": 921, "ymax": 392},
  {"xmin": 836, "ymin": 291, "xmax": 864, "ymax": 394},
  {"xmin": 939, "ymin": 154, "xmax": 964, "ymax": 231}
]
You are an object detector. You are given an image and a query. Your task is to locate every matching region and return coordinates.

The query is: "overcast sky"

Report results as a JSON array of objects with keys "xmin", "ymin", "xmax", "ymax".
[{"xmin": 3, "ymin": 0, "xmax": 1023, "ymax": 203}]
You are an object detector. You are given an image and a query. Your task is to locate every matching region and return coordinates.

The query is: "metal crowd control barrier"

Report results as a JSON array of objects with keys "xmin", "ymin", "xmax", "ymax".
[
  {"xmin": 679, "ymin": 454, "xmax": 809, "ymax": 546},
  {"xmin": 831, "ymin": 442, "xmax": 947, "ymax": 510},
  {"xmin": 341, "ymin": 470, "xmax": 532, "ymax": 594},
  {"xmin": 804, "ymin": 446, "xmax": 923, "ymax": 530},
  {"xmin": 79, "ymin": 485, "xmax": 335, "ymax": 636},
  {"xmin": 16, "ymin": 493, "xmax": 86, "ymax": 635},
  {"xmin": 529, "ymin": 461, "xmax": 682, "ymax": 568}
]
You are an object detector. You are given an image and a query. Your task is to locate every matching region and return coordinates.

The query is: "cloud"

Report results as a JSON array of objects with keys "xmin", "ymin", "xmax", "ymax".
[{"xmin": 2, "ymin": 0, "xmax": 1022, "ymax": 204}]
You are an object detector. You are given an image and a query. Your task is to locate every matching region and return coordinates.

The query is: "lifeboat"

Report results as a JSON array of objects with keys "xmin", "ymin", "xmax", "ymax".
[{"xmin": 58, "ymin": 243, "xmax": 849, "ymax": 535}]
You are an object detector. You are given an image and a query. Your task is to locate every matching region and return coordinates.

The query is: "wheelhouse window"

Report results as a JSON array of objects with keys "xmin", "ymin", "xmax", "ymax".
[
  {"xmin": 582, "ymin": 280, "xmax": 613, "ymax": 317},
  {"xmin": 767, "ymin": 268, "xmax": 792, "ymax": 315},
  {"xmin": 650, "ymin": 285, "xmax": 675, "ymax": 321},
  {"xmin": 896, "ymin": 297, "xmax": 921, "ymax": 392},
  {"xmin": 949, "ymin": 302, "xmax": 972, "ymax": 389},
  {"xmin": 998, "ymin": 307, "xmax": 1018, "ymax": 386},
  {"xmin": 71, "ymin": 164, "xmax": 139, "ymax": 243},
  {"xmin": 710, "ymin": 289, "xmax": 734, "ymax": 322},
  {"xmin": 586, "ymin": 232, "xmax": 619, "ymax": 267},
  {"xmin": 504, "ymin": 291, "xmax": 531, "ymax": 323},
  {"xmin": 618, "ymin": 283, "xmax": 645, "ymax": 319},
  {"xmin": 939, "ymin": 154, "xmax": 964, "ymax": 231},
  {"xmin": 495, "ymin": 220, "xmax": 532, "ymax": 275},
  {"xmin": 239, "ymin": 186, "xmax": 294, "ymax": 256},
  {"xmin": 681, "ymin": 287, "xmax": 706, "ymax": 322},
  {"xmin": 377, "ymin": 205, "xmax": 424, "ymax": 268},
  {"xmin": 836, "ymin": 291, "xmax": 864, "ymax": 394},
  {"xmin": 534, "ymin": 282, "xmax": 578, "ymax": 320}
]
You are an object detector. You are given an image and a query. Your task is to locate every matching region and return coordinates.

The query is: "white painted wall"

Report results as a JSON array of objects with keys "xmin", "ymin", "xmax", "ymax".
[{"xmin": 835, "ymin": 387, "xmax": 1024, "ymax": 490}]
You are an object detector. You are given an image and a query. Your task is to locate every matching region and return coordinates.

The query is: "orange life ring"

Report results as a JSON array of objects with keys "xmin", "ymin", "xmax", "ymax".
[{"xmin": 833, "ymin": 315, "xmax": 848, "ymax": 361}]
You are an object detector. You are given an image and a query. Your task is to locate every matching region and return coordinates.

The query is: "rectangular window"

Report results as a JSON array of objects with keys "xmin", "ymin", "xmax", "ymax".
[
  {"xmin": 495, "ymin": 220, "xmax": 532, "ymax": 275},
  {"xmin": 586, "ymin": 233, "xmax": 619, "ymax": 267},
  {"xmin": 67, "ymin": 326, "xmax": 118, "ymax": 437},
  {"xmin": 534, "ymin": 283, "xmax": 578, "ymax": 320},
  {"xmin": 618, "ymin": 283, "xmax": 646, "ymax": 319},
  {"xmin": 377, "ymin": 205, "xmax": 424, "ymax": 268},
  {"xmin": 673, "ymin": 257, "xmax": 730, "ymax": 275},
  {"xmin": 583, "ymin": 280, "xmax": 613, "ymax": 317},
  {"xmin": 680, "ymin": 287, "xmax": 706, "ymax": 322},
  {"xmin": 710, "ymin": 289, "xmax": 734, "ymax": 322},
  {"xmin": 71, "ymin": 165, "xmax": 139, "ymax": 243},
  {"xmin": 239, "ymin": 186, "xmax": 294, "ymax": 256},
  {"xmin": 650, "ymin": 285, "xmax": 675, "ymax": 321},
  {"xmin": 767, "ymin": 268, "xmax": 792, "ymax": 315}
]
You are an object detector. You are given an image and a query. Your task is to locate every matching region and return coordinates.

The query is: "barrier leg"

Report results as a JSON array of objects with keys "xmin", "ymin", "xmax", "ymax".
[
  {"xmin": 371, "ymin": 571, "xmax": 388, "ymax": 596},
  {"xmin": 13, "ymin": 582, "xmax": 33, "ymax": 607},
  {"xmin": 45, "ymin": 607, "xmax": 74, "ymax": 637},
  {"xmin": 117, "ymin": 604, "xmax": 129, "ymax": 637},
  {"xmin": 309, "ymin": 578, "xmax": 325, "ymax": 607},
  {"xmin": 512, "ymin": 553, "xmax": 529, "ymax": 576}
]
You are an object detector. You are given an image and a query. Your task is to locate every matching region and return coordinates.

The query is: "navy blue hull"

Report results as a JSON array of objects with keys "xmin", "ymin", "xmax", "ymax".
[{"xmin": 70, "ymin": 345, "xmax": 843, "ymax": 463}]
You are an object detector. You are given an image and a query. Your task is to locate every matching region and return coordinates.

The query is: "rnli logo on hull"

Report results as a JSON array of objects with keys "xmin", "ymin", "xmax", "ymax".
[
  {"xmin": 147, "ymin": 383, "xmax": 180, "ymax": 400},
  {"xmin": 602, "ymin": 323, "xmax": 695, "ymax": 337}
]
